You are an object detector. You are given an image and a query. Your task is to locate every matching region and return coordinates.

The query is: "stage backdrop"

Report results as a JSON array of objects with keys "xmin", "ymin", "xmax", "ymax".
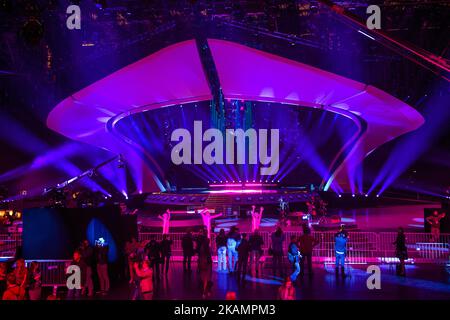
[{"xmin": 23, "ymin": 206, "xmax": 137, "ymax": 261}]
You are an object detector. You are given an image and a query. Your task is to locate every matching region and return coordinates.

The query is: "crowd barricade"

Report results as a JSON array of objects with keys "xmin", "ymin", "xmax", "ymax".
[
  {"xmin": 139, "ymin": 231, "xmax": 450, "ymax": 264},
  {"xmin": 0, "ymin": 233, "xmax": 22, "ymax": 257},
  {"xmin": 24, "ymin": 260, "xmax": 71, "ymax": 287},
  {"xmin": 2, "ymin": 230, "xmax": 448, "ymax": 266}
]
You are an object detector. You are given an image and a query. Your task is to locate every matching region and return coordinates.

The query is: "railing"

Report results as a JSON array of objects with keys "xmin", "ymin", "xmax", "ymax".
[
  {"xmin": 139, "ymin": 231, "xmax": 450, "ymax": 264},
  {"xmin": 24, "ymin": 260, "xmax": 71, "ymax": 287},
  {"xmin": 2, "ymin": 231, "xmax": 448, "ymax": 264},
  {"xmin": 0, "ymin": 233, "xmax": 22, "ymax": 257}
]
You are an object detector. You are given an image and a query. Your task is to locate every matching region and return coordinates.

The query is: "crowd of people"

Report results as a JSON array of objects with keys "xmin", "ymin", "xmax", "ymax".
[
  {"xmin": 0, "ymin": 206, "xmax": 416, "ymax": 300},
  {"xmin": 0, "ymin": 258, "xmax": 40, "ymax": 300}
]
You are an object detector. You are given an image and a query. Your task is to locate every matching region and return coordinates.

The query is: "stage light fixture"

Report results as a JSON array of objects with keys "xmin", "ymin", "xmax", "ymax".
[
  {"xmin": 338, "ymin": 194, "xmax": 342, "ymax": 198},
  {"xmin": 117, "ymin": 155, "xmax": 125, "ymax": 169},
  {"xmin": 352, "ymin": 194, "xmax": 355, "ymax": 197},
  {"xmin": 365, "ymin": 194, "xmax": 369, "ymax": 197},
  {"xmin": 376, "ymin": 194, "xmax": 380, "ymax": 198}
]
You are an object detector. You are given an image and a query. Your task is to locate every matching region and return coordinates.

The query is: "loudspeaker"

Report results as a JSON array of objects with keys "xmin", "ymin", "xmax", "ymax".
[{"xmin": 424, "ymin": 208, "xmax": 450, "ymax": 233}]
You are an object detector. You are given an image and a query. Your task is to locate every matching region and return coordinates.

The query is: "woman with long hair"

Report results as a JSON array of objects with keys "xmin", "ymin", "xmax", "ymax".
[{"xmin": 28, "ymin": 261, "xmax": 41, "ymax": 300}]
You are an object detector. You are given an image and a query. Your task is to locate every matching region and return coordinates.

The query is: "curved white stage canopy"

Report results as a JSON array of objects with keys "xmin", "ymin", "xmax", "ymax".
[{"xmin": 47, "ymin": 39, "xmax": 424, "ymax": 193}]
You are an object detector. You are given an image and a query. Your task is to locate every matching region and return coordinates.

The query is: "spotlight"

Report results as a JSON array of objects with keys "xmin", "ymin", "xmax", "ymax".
[
  {"xmin": 376, "ymin": 194, "xmax": 380, "ymax": 198},
  {"xmin": 338, "ymin": 194, "xmax": 342, "ymax": 198},
  {"xmin": 365, "ymin": 194, "xmax": 369, "ymax": 197},
  {"xmin": 117, "ymin": 155, "xmax": 125, "ymax": 169},
  {"xmin": 352, "ymin": 194, "xmax": 355, "ymax": 198}
]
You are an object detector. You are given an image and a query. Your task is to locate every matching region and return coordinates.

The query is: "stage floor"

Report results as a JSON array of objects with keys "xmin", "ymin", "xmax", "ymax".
[{"xmin": 62, "ymin": 262, "xmax": 450, "ymax": 300}]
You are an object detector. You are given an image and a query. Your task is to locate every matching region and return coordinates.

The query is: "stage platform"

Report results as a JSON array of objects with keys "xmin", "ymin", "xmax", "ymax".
[{"xmin": 138, "ymin": 202, "xmax": 441, "ymax": 232}]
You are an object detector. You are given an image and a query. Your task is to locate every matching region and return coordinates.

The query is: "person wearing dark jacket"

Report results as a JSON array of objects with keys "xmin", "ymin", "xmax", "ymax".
[
  {"xmin": 182, "ymin": 230, "xmax": 195, "ymax": 272},
  {"xmin": 216, "ymin": 229, "xmax": 228, "ymax": 272},
  {"xmin": 394, "ymin": 227, "xmax": 408, "ymax": 276},
  {"xmin": 160, "ymin": 234, "xmax": 173, "ymax": 274},
  {"xmin": 95, "ymin": 239, "xmax": 110, "ymax": 294},
  {"xmin": 197, "ymin": 234, "xmax": 213, "ymax": 298},
  {"xmin": 67, "ymin": 250, "xmax": 87, "ymax": 299},
  {"xmin": 248, "ymin": 231, "xmax": 264, "ymax": 276},
  {"xmin": 79, "ymin": 240, "xmax": 94, "ymax": 297},
  {"xmin": 298, "ymin": 227, "xmax": 318, "ymax": 277},
  {"xmin": 146, "ymin": 238, "xmax": 161, "ymax": 278},
  {"xmin": 237, "ymin": 233, "xmax": 250, "ymax": 277},
  {"xmin": 271, "ymin": 227, "xmax": 285, "ymax": 277}
]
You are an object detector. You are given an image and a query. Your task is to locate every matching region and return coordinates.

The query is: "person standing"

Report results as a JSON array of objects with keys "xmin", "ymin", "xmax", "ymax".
[
  {"xmin": 0, "ymin": 262, "xmax": 7, "ymax": 298},
  {"xmin": 197, "ymin": 236, "xmax": 213, "ymax": 299},
  {"xmin": 226, "ymin": 227, "xmax": 241, "ymax": 273},
  {"xmin": 334, "ymin": 226, "xmax": 348, "ymax": 278},
  {"xmin": 394, "ymin": 227, "xmax": 408, "ymax": 276},
  {"xmin": 79, "ymin": 240, "xmax": 94, "ymax": 297},
  {"xmin": 67, "ymin": 250, "xmax": 87, "ymax": 299},
  {"xmin": 426, "ymin": 210, "xmax": 446, "ymax": 242},
  {"xmin": 200, "ymin": 208, "xmax": 223, "ymax": 239},
  {"xmin": 287, "ymin": 236, "xmax": 301, "ymax": 282},
  {"xmin": 95, "ymin": 239, "xmax": 110, "ymax": 295},
  {"xmin": 133, "ymin": 260, "xmax": 153, "ymax": 300},
  {"xmin": 125, "ymin": 237, "xmax": 139, "ymax": 282},
  {"xmin": 146, "ymin": 237, "xmax": 162, "ymax": 279},
  {"xmin": 237, "ymin": 233, "xmax": 250, "ymax": 277},
  {"xmin": 13, "ymin": 258, "xmax": 27, "ymax": 289},
  {"xmin": 182, "ymin": 230, "xmax": 195, "ymax": 272},
  {"xmin": 2, "ymin": 273, "xmax": 25, "ymax": 300},
  {"xmin": 270, "ymin": 227, "xmax": 285, "ymax": 277},
  {"xmin": 278, "ymin": 277, "xmax": 296, "ymax": 300},
  {"xmin": 298, "ymin": 227, "xmax": 318, "ymax": 277},
  {"xmin": 27, "ymin": 261, "xmax": 41, "ymax": 300},
  {"xmin": 158, "ymin": 209, "xmax": 171, "ymax": 235},
  {"xmin": 251, "ymin": 206, "xmax": 264, "ymax": 232},
  {"xmin": 248, "ymin": 230, "xmax": 264, "ymax": 276},
  {"xmin": 160, "ymin": 234, "xmax": 173, "ymax": 275},
  {"xmin": 215, "ymin": 229, "xmax": 228, "ymax": 272}
]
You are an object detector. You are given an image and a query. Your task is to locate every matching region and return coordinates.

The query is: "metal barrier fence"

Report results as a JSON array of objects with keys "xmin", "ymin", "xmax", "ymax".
[
  {"xmin": 0, "ymin": 233, "xmax": 22, "ymax": 257},
  {"xmin": 24, "ymin": 260, "xmax": 71, "ymax": 287},
  {"xmin": 139, "ymin": 231, "xmax": 450, "ymax": 264},
  {"xmin": 1, "ymin": 231, "xmax": 448, "ymax": 264}
]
